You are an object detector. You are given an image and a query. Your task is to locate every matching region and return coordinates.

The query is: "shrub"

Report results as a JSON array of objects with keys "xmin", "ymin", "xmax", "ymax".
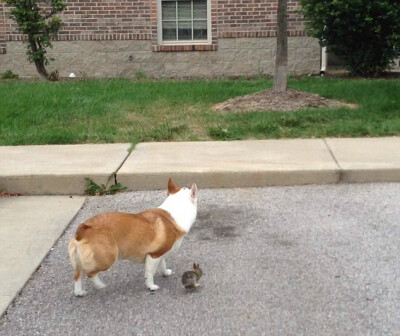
[
  {"xmin": 1, "ymin": 70, "xmax": 19, "ymax": 79},
  {"xmin": 300, "ymin": 0, "xmax": 400, "ymax": 76},
  {"xmin": 4, "ymin": 0, "xmax": 66, "ymax": 78}
]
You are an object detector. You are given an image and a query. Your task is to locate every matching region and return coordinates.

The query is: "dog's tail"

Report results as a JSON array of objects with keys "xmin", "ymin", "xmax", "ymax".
[{"xmin": 75, "ymin": 223, "xmax": 90, "ymax": 241}]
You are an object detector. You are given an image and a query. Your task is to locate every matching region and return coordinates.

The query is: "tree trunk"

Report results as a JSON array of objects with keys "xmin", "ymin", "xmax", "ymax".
[
  {"xmin": 274, "ymin": 0, "xmax": 288, "ymax": 92},
  {"xmin": 28, "ymin": 36, "xmax": 48, "ymax": 78},
  {"xmin": 34, "ymin": 60, "xmax": 49, "ymax": 78}
]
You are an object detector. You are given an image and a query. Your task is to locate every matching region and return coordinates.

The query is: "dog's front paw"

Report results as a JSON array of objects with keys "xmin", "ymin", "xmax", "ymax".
[
  {"xmin": 74, "ymin": 289, "xmax": 87, "ymax": 297},
  {"xmin": 148, "ymin": 284, "xmax": 159, "ymax": 291},
  {"xmin": 163, "ymin": 269, "xmax": 173, "ymax": 277}
]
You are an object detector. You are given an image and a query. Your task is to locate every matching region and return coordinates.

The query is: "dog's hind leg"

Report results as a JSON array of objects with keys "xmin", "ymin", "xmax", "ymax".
[
  {"xmin": 74, "ymin": 271, "xmax": 87, "ymax": 297},
  {"xmin": 158, "ymin": 257, "xmax": 173, "ymax": 276},
  {"xmin": 145, "ymin": 255, "xmax": 161, "ymax": 291},
  {"xmin": 68, "ymin": 239, "xmax": 87, "ymax": 296},
  {"xmin": 79, "ymin": 234, "xmax": 118, "ymax": 292},
  {"xmin": 88, "ymin": 272, "xmax": 107, "ymax": 289}
]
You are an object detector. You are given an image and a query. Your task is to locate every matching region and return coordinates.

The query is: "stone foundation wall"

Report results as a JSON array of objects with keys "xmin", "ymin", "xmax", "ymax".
[
  {"xmin": 391, "ymin": 59, "xmax": 400, "ymax": 71},
  {"xmin": 0, "ymin": 36, "xmax": 321, "ymax": 78}
]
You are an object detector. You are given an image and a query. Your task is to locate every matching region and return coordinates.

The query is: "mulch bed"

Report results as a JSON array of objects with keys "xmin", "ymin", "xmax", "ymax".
[{"xmin": 212, "ymin": 88, "xmax": 357, "ymax": 112}]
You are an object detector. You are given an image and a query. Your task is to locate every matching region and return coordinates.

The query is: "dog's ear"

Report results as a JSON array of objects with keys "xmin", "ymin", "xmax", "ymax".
[
  {"xmin": 190, "ymin": 183, "xmax": 197, "ymax": 199},
  {"xmin": 167, "ymin": 178, "xmax": 180, "ymax": 195}
]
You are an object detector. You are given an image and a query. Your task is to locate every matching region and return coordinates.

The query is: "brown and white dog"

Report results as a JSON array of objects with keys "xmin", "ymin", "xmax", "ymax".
[{"xmin": 68, "ymin": 178, "xmax": 198, "ymax": 296}]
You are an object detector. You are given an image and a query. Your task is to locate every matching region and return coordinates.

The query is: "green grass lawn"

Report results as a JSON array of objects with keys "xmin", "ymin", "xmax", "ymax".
[{"xmin": 0, "ymin": 76, "xmax": 399, "ymax": 145}]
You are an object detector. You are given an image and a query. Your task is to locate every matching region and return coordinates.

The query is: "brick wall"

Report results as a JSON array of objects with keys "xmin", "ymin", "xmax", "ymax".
[
  {"xmin": 217, "ymin": 0, "xmax": 304, "ymax": 38},
  {"xmin": 0, "ymin": 4, "xmax": 6, "ymax": 54},
  {"xmin": 3, "ymin": 1, "xmax": 152, "ymax": 41},
  {"xmin": 0, "ymin": 1, "xmax": 318, "ymax": 78},
  {"xmin": 59, "ymin": 0, "xmax": 152, "ymax": 39},
  {"xmin": 2, "ymin": 0, "xmax": 306, "ymax": 43}
]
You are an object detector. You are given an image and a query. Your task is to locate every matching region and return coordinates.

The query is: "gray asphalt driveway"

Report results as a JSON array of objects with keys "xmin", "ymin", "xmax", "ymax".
[{"xmin": 1, "ymin": 183, "xmax": 399, "ymax": 336}]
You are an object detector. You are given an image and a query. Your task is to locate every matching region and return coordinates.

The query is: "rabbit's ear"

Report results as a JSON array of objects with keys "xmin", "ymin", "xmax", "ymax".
[{"xmin": 193, "ymin": 263, "xmax": 196, "ymax": 269}]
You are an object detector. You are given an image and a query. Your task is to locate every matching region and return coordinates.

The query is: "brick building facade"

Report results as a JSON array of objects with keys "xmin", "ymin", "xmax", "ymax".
[{"xmin": 0, "ymin": 0, "xmax": 322, "ymax": 78}]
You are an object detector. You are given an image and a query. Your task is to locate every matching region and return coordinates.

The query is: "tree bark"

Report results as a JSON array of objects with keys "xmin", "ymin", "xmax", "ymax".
[
  {"xmin": 34, "ymin": 59, "xmax": 49, "ymax": 78},
  {"xmin": 28, "ymin": 36, "xmax": 49, "ymax": 78},
  {"xmin": 274, "ymin": 0, "xmax": 288, "ymax": 92}
]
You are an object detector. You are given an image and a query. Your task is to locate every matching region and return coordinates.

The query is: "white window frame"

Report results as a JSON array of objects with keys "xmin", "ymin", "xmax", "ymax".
[{"xmin": 157, "ymin": 0, "xmax": 211, "ymax": 45}]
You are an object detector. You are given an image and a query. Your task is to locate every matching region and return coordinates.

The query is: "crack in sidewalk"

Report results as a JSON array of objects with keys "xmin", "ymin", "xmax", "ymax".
[
  {"xmin": 323, "ymin": 138, "xmax": 343, "ymax": 183},
  {"xmin": 112, "ymin": 146, "xmax": 134, "ymax": 185}
]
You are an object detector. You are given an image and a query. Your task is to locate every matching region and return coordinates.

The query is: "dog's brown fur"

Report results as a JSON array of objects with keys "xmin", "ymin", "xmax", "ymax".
[
  {"xmin": 69, "ymin": 208, "xmax": 186, "ymax": 281},
  {"xmin": 68, "ymin": 178, "xmax": 198, "ymax": 295}
]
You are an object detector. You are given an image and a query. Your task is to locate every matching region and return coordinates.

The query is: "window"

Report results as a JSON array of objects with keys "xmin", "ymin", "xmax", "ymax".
[{"xmin": 158, "ymin": 0, "xmax": 210, "ymax": 44}]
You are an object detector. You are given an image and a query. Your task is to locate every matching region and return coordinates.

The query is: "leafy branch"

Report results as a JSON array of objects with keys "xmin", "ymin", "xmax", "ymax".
[{"xmin": 4, "ymin": 0, "xmax": 66, "ymax": 78}]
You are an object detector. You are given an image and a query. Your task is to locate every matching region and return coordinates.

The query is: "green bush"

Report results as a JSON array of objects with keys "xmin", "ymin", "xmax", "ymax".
[
  {"xmin": 300, "ymin": 0, "xmax": 400, "ymax": 76},
  {"xmin": 1, "ymin": 70, "xmax": 19, "ymax": 79},
  {"xmin": 5, "ymin": 0, "xmax": 66, "ymax": 78}
]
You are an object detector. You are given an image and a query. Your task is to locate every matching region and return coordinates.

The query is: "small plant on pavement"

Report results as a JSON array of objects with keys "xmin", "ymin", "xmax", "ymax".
[{"xmin": 84, "ymin": 175, "xmax": 127, "ymax": 196}]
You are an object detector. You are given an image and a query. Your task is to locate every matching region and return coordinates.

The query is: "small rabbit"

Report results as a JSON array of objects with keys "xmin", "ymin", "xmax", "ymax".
[{"xmin": 181, "ymin": 263, "xmax": 203, "ymax": 289}]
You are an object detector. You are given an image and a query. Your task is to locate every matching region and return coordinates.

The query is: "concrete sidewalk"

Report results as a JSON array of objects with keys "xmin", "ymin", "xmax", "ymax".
[
  {"xmin": 0, "ymin": 196, "xmax": 85, "ymax": 317},
  {"xmin": 1, "ymin": 137, "xmax": 400, "ymax": 195}
]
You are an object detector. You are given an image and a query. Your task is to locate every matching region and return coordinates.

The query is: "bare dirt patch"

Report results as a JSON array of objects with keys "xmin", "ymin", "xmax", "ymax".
[{"xmin": 212, "ymin": 88, "xmax": 357, "ymax": 112}]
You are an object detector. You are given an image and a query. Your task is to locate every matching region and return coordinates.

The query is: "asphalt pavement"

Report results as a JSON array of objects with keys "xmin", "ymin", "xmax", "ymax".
[{"xmin": 1, "ymin": 183, "xmax": 399, "ymax": 336}]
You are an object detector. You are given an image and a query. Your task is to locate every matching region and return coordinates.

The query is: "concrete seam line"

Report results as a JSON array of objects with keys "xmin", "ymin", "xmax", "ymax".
[
  {"xmin": 113, "ymin": 147, "xmax": 134, "ymax": 183},
  {"xmin": 323, "ymin": 138, "xmax": 343, "ymax": 183}
]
